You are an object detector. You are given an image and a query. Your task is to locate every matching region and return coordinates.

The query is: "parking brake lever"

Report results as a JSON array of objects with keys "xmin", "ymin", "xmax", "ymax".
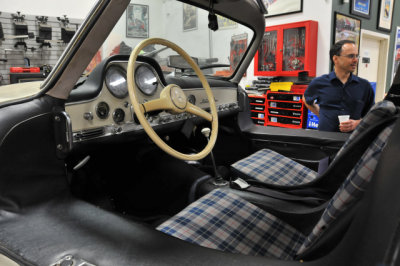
[{"xmin": 201, "ymin": 128, "xmax": 228, "ymax": 186}]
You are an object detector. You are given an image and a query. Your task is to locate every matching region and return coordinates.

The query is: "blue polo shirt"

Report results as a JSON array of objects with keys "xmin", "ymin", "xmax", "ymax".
[{"xmin": 304, "ymin": 71, "xmax": 374, "ymax": 132}]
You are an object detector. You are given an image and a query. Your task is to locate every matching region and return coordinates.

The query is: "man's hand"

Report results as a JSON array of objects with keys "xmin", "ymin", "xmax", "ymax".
[
  {"xmin": 339, "ymin": 119, "xmax": 360, "ymax": 132},
  {"xmin": 302, "ymin": 95, "xmax": 319, "ymax": 116}
]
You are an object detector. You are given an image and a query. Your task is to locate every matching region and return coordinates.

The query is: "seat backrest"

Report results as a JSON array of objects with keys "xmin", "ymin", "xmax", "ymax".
[
  {"xmin": 334, "ymin": 100, "xmax": 396, "ymax": 159},
  {"xmin": 384, "ymin": 63, "xmax": 400, "ymax": 105},
  {"xmin": 297, "ymin": 123, "xmax": 395, "ymax": 255}
]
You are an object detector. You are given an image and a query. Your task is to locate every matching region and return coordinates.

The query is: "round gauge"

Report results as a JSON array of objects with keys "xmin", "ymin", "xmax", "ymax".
[
  {"xmin": 135, "ymin": 65, "xmax": 158, "ymax": 96},
  {"xmin": 105, "ymin": 65, "xmax": 128, "ymax": 99},
  {"xmin": 113, "ymin": 108, "xmax": 125, "ymax": 124},
  {"xmin": 96, "ymin": 102, "xmax": 110, "ymax": 119}
]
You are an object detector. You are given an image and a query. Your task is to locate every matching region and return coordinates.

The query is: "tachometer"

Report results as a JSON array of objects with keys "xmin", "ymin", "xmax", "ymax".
[
  {"xmin": 105, "ymin": 65, "xmax": 128, "ymax": 99},
  {"xmin": 135, "ymin": 64, "xmax": 158, "ymax": 96}
]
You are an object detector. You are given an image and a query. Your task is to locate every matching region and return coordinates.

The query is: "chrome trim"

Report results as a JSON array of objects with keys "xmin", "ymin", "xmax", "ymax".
[
  {"xmin": 60, "ymin": 111, "xmax": 74, "ymax": 152},
  {"xmin": 72, "ymin": 102, "xmax": 239, "ymax": 143}
]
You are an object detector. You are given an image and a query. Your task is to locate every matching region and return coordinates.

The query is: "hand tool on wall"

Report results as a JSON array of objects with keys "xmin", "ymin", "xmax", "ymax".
[
  {"xmin": 57, "ymin": 15, "xmax": 75, "ymax": 43},
  {"xmin": 36, "ymin": 16, "xmax": 52, "ymax": 48}
]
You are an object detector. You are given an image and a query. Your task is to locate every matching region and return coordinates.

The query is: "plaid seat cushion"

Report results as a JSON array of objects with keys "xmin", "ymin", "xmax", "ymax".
[
  {"xmin": 297, "ymin": 124, "xmax": 394, "ymax": 255},
  {"xmin": 157, "ymin": 189, "xmax": 305, "ymax": 260},
  {"xmin": 231, "ymin": 148, "xmax": 317, "ymax": 186},
  {"xmin": 231, "ymin": 101, "xmax": 396, "ymax": 187},
  {"xmin": 158, "ymin": 123, "xmax": 394, "ymax": 259}
]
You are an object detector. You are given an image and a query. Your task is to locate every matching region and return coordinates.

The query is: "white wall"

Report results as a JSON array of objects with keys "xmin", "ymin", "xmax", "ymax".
[
  {"xmin": 100, "ymin": 0, "xmax": 254, "ymax": 68},
  {"xmin": 0, "ymin": 0, "xmax": 96, "ymax": 19},
  {"xmin": 1, "ymin": 0, "xmax": 332, "ymax": 84},
  {"xmin": 240, "ymin": 0, "xmax": 332, "ymax": 88}
]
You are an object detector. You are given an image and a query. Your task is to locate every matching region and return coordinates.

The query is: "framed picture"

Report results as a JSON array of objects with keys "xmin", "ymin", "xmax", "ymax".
[
  {"xmin": 377, "ymin": 0, "xmax": 395, "ymax": 32},
  {"xmin": 183, "ymin": 4, "xmax": 197, "ymax": 31},
  {"xmin": 217, "ymin": 15, "xmax": 237, "ymax": 30},
  {"xmin": 334, "ymin": 12, "xmax": 361, "ymax": 50},
  {"xmin": 263, "ymin": 0, "xmax": 303, "ymax": 18},
  {"xmin": 230, "ymin": 33, "xmax": 248, "ymax": 74},
  {"xmin": 126, "ymin": 4, "xmax": 149, "ymax": 38},
  {"xmin": 333, "ymin": 13, "xmax": 361, "ymax": 74},
  {"xmin": 392, "ymin": 27, "xmax": 400, "ymax": 83},
  {"xmin": 350, "ymin": 0, "xmax": 371, "ymax": 19}
]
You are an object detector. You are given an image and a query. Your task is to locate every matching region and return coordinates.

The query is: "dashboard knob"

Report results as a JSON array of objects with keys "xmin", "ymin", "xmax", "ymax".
[
  {"xmin": 83, "ymin": 112, "xmax": 93, "ymax": 121},
  {"xmin": 187, "ymin": 94, "xmax": 196, "ymax": 105}
]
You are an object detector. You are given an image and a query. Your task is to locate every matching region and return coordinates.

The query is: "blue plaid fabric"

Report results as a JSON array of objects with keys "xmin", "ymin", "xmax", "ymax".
[
  {"xmin": 158, "ymin": 123, "xmax": 394, "ymax": 259},
  {"xmin": 157, "ymin": 189, "xmax": 305, "ymax": 260},
  {"xmin": 231, "ymin": 149, "xmax": 317, "ymax": 186},
  {"xmin": 231, "ymin": 101, "xmax": 396, "ymax": 186},
  {"xmin": 334, "ymin": 100, "xmax": 396, "ymax": 159},
  {"xmin": 297, "ymin": 124, "xmax": 394, "ymax": 255}
]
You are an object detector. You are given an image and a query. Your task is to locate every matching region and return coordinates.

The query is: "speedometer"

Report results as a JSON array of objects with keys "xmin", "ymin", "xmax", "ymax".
[
  {"xmin": 105, "ymin": 65, "xmax": 128, "ymax": 99},
  {"xmin": 135, "ymin": 64, "xmax": 158, "ymax": 96}
]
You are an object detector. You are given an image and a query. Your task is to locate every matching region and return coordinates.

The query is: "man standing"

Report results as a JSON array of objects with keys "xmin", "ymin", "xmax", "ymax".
[{"xmin": 303, "ymin": 40, "xmax": 374, "ymax": 132}]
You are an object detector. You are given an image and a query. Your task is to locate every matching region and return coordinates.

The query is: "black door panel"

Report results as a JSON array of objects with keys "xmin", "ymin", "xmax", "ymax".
[{"xmin": 237, "ymin": 94, "xmax": 349, "ymax": 170}]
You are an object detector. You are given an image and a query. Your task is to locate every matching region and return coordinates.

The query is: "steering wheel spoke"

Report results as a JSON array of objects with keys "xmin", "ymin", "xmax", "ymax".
[
  {"xmin": 186, "ymin": 103, "xmax": 212, "ymax": 121},
  {"xmin": 142, "ymin": 98, "xmax": 171, "ymax": 113}
]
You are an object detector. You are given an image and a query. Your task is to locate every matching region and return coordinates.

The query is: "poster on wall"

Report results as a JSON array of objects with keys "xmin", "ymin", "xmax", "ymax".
[
  {"xmin": 350, "ymin": 0, "xmax": 371, "ymax": 19},
  {"xmin": 334, "ymin": 12, "xmax": 361, "ymax": 50},
  {"xmin": 183, "ymin": 4, "xmax": 197, "ymax": 31},
  {"xmin": 392, "ymin": 27, "xmax": 400, "ymax": 83},
  {"xmin": 85, "ymin": 49, "xmax": 102, "ymax": 73},
  {"xmin": 377, "ymin": 0, "xmax": 394, "ymax": 32},
  {"xmin": 230, "ymin": 33, "xmax": 248, "ymax": 74},
  {"xmin": 263, "ymin": 0, "xmax": 303, "ymax": 18},
  {"xmin": 126, "ymin": 4, "xmax": 149, "ymax": 38},
  {"xmin": 334, "ymin": 12, "xmax": 361, "ymax": 74},
  {"xmin": 217, "ymin": 15, "xmax": 237, "ymax": 30}
]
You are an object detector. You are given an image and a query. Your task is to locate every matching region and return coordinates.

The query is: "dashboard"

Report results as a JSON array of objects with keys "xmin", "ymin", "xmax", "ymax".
[{"xmin": 65, "ymin": 55, "xmax": 240, "ymax": 143}]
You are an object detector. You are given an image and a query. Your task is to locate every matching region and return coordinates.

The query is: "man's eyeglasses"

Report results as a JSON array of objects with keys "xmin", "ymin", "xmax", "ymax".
[{"xmin": 338, "ymin": 54, "xmax": 360, "ymax": 59}]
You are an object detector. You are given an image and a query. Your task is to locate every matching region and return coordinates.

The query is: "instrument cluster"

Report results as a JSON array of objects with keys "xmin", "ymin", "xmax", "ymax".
[{"xmin": 66, "ymin": 59, "xmax": 239, "ymax": 143}]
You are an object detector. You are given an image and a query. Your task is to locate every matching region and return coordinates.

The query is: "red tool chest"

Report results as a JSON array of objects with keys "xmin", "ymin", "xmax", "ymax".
[
  {"xmin": 249, "ymin": 95, "xmax": 266, "ymax": 126},
  {"xmin": 248, "ymin": 85, "xmax": 308, "ymax": 129}
]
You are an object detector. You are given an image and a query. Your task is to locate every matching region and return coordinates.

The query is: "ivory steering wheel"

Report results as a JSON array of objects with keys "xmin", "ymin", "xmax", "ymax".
[{"xmin": 127, "ymin": 38, "xmax": 218, "ymax": 161}]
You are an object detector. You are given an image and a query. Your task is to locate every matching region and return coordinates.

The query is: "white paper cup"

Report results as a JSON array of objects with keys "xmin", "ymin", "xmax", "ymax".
[{"xmin": 338, "ymin": 115, "xmax": 350, "ymax": 123}]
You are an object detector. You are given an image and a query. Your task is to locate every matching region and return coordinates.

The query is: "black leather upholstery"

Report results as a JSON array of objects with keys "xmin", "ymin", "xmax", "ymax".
[
  {"xmin": 0, "ymin": 96, "xmax": 67, "ymax": 211},
  {"xmin": 0, "ymin": 95, "xmax": 293, "ymax": 265},
  {"xmin": 0, "ymin": 193, "xmax": 292, "ymax": 265}
]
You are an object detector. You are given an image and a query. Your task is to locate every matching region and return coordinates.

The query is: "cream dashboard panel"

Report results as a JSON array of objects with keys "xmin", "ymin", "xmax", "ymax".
[
  {"xmin": 65, "ymin": 61, "xmax": 239, "ymax": 142},
  {"xmin": 66, "ymin": 87, "xmax": 133, "ymax": 132},
  {"xmin": 66, "ymin": 86, "xmax": 238, "ymax": 132}
]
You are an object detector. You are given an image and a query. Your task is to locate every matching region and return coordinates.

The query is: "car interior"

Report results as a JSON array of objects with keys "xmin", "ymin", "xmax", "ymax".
[{"xmin": 1, "ymin": 0, "xmax": 400, "ymax": 265}]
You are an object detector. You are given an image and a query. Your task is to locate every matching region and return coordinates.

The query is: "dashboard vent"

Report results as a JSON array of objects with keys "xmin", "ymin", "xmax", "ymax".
[{"xmin": 75, "ymin": 128, "xmax": 105, "ymax": 141}]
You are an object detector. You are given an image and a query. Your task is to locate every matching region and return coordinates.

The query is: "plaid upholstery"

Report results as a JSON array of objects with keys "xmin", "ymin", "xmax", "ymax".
[
  {"xmin": 157, "ymin": 189, "xmax": 305, "ymax": 259},
  {"xmin": 231, "ymin": 100, "xmax": 396, "ymax": 186},
  {"xmin": 297, "ymin": 124, "xmax": 394, "ymax": 255},
  {"xmin": 158, "ymin": 123, "xmax": 394, "ymax": 259},
  {"xmin": 231, "ymin": 149, "xmax": 317, "ymax": 186},
  {"xmin": 334, "ymin": 100, "xmax": 396, "ymax": 158}
]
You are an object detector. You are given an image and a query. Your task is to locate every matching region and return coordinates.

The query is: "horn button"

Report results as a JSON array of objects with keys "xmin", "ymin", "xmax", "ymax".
[{"xmin": 170, "ymin": 86, "xmax": 187, "ymax": 110}]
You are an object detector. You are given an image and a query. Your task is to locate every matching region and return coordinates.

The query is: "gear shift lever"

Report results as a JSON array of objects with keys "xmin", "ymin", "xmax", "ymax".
[{"xmin": 201, "ymin": 128, "xmax": 228, "ymax": 186}]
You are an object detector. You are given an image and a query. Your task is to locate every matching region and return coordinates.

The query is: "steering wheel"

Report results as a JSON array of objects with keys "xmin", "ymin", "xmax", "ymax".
[{"xmin": 127, "ymin": 38, "xmax": 218, "ymax": 161}]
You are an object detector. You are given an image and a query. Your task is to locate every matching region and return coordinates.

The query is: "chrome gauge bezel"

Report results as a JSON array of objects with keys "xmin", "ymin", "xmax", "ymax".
[
  {"xmin": 105, "ymin": 65, "xmax": 128, "ymax": 99},
  {"xmin": 135, "ymin": 64, "xmax": 159, "ymax": 96}
]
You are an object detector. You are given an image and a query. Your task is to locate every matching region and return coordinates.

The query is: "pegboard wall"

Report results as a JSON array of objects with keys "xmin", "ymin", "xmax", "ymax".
[{"xmin": 0, "ymin": 11, "xmax": 82, "ymax": 85}]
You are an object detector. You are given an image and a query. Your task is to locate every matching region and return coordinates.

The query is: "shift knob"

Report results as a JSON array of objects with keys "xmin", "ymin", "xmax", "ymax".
[{"xmin": 201, "ymin": 127, "xmax": 211, "ymax": 138}]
